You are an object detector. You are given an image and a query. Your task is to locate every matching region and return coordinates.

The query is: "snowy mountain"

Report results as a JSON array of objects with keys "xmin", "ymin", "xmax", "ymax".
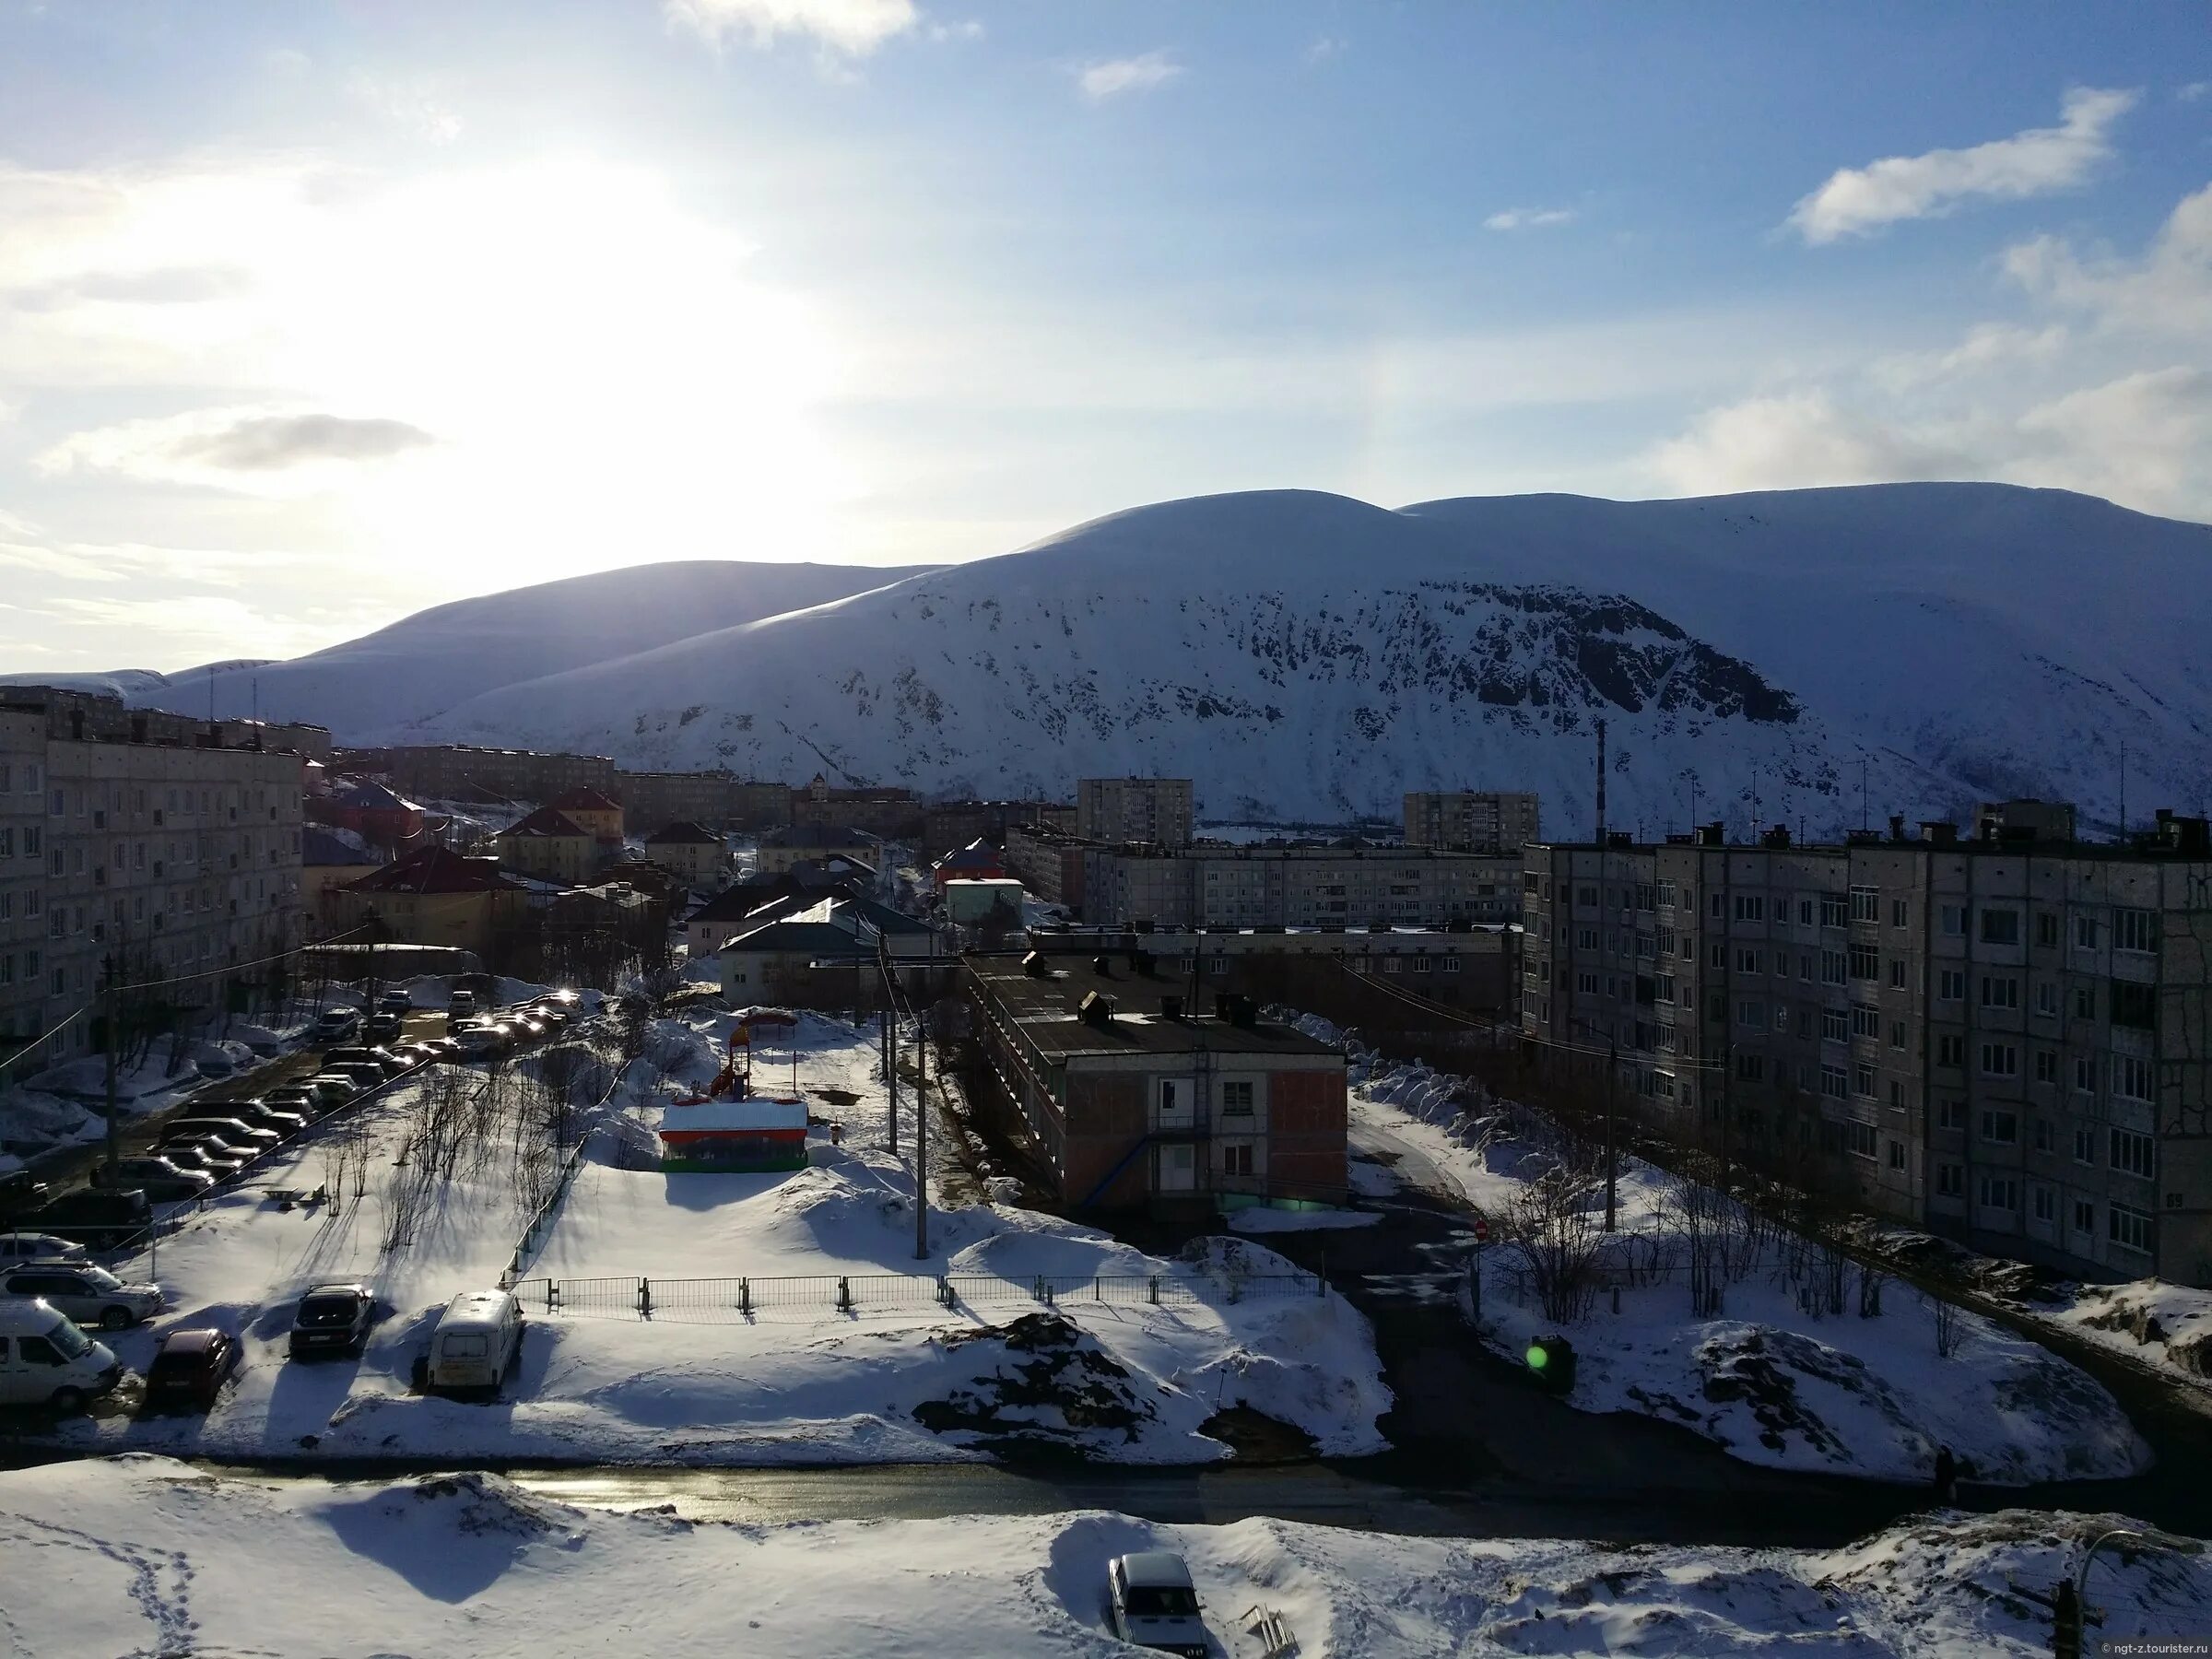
[
  {"xmin": 16, "ymin": 484, "xmax": 2207, "ymax": 833},
  {"xmin": 400, "ymin": 483, "xmax": 2209, "ymax": 834},
  {"xmin": 2, "ymin": 560, "xmax": 934, "ymax": 737}
]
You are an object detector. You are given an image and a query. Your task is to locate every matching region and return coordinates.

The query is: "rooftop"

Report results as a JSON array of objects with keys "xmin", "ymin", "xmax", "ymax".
[
  {"xmin": 966, "ymin": 953, "xmax": 1343, "ymax": 1059},
  {"xmin": 497, "ymin": 806, "xmax": 592, "ymax": 840},
  {"xmin": 342, "ymin": 845, "xmax": 524, "ymax": 896},
  {"xmin": 764, "ymin": 823, "xmax": 877, "ymax": 848},
  {"xmin": 643, "ymin": 819, "xmax": 723, "ymax": 845}
]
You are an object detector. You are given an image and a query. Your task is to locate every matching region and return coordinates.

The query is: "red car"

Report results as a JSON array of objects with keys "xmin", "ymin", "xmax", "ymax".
[{"xmin": 141, "ymin": 1327, "xmax": 241, "ymax": 1414}]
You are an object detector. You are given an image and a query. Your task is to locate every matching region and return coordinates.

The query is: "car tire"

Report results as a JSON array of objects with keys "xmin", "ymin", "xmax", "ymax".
[
  {"xmin": 100, "ymin": 1306, "xmax": 132, "ymax": 1331},
  {"xmin": 49, "ymin": 1385, "xmax": 88, "ymax": 1415}
]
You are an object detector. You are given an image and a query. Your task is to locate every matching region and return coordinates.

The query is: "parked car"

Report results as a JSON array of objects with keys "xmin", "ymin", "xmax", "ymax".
[
  {"xmin": 24, "ymin": 1188, "xmax": 153, "ymax": 1251},
  {"xmin": 0, "ymin": 1231, "xmax": 88, "ymax": 1266},
  {"xmin": 1107, "ymin": 1553, "xmax": 1208, "ymax": 1658},
  {"xmin": 263, "ymin": 1084, "xmax": 327, "ymax": 1117},
  {"xmin": 527, "ymin": 1006, "xmax": 572, "ymax": 1033},
  {"xmin": 142, "ymin": 1327, "xmax": 241, "ymax": 1413},
  {"xmin": 312, "ymin": 1007, "xmax": 359, "ymax": 1042},
  {"xmin": 447, "ymin": 989, "xmax": 477, "ymax": 1019},
  {"xmin": 301, "ymin": 1075, "xmax": 359, "ymax": 1109},
  {"xmin": 288, "ymin": 1282, "xmax": 376, "ymax": 1359},
  {"xmin": 364, "ymin": 1012, "xmax": 403, "ymax": 1043},
  {"xmin": 0, "ymin": 1263, "xmax": 163, "ymax": 1331},
  {"xmin": 0, "ymin": 1298, "xmax": 122, "ymax": 1412},
  {"xmin": 193, "ymin": 1049, "xmax": 236, "ymax": 1078},
  {"xmin": 0, "ymin": 1165, "xmax": 52, "ymax": 1225},
  {"xmin": 91, "ymin": 1158, "xmax": 215, "ymax": 1204},
  {"xmin": 507, "ymin": 1013, "xmax": 549, "ymax": 1042},
  {"xmin": 323, "ymin": 1062, "xmax": 389, "ymax": 1092},
  {"xmin": 153, "ymin": 1137, "xmax": 252, "ymax": 1181},
  {"xmin": 220, "ymin": 1102, "xmax": 311, "ymax": 1139},
  {"xmin": 378, "ymin": 990, "xmax": 414, "ymax": 1015},
  {"xmin": 450, "ymin": 1022, "xmax": 510, "ymax": 1058},
  {"xmin": 326, "ymin": 1046, "xmax": 408, "ymax": 1077},
  {"xmin": 164, "ymin": 1118, "xmax": 282, "ymax": 1158},
  {"xmin": 425, "ymin": 1289, "xmax": 524, "ymax": 1394}
]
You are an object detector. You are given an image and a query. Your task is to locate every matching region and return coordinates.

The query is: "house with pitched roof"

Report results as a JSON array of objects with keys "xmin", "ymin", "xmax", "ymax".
[
  {"xmin": 641, "ymin": 820, "xmax": 730, "ymax": 890},
  {"xmin": 549, "ymin": 785, "xmax": 625, "ymax": 850},
  {"xmin": 490, "ymin": 806, "xmax": 597, "ymax": 884},
  {"xmin": 324, "ymin": 844, "xmax": 529, "ymax": 958}
]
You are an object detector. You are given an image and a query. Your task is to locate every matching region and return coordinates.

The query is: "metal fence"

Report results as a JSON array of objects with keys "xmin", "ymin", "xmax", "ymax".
[{"xmin": 504, "ymin": 1266, "xmax": 1325, "ymax": 1323}]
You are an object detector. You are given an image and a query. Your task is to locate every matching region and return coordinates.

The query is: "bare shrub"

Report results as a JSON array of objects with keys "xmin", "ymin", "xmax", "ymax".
[{"xmin": 1502, "ymin": 1152, "xmax": 1606, "ymax": 1324}]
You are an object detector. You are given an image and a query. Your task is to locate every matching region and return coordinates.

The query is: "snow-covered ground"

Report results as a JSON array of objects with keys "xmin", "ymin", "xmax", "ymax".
[
  {"xmin": 8, "ymin": 1457, "xmax": 2211, "ymax": 1659},
  {"xmin": 21, "ymin": 1010, "xmax": 1388, "ymax": 1467},
  {"xmin": 1304, "ymin": 1016, "xmax": 2152, "ymax": 1487},
  {"xmin": 2038, "ymin": 1278, "xmax": 2212, "ymax": 1386}
]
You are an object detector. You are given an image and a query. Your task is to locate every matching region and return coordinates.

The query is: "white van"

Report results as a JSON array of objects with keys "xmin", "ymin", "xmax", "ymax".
[
  {"xmin": 426, "ymin": 1289, "xmax": 524, "ymax": 1394},
  {"xmin": 0, "ymin": 1298, "xmax": 123, "ymax": 1413}
]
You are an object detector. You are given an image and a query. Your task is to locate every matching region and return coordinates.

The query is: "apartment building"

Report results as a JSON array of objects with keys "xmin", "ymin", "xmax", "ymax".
[
  {"xmin": 791, "ymin": 775, "xmax": 922, "ymax": 838},
  {"xmin": 1082, "ymin": 843, "xmax": 1522, "ymax": 931},
  {"xmin": 921, "ymin": 799, "xmax": 1076, "ymax": 860},
  {"xmin": 0, "ymin": 689, "xmax": 306, "ymax": 1086},
  {"xmin": 967, "ymin": 953, "xmax": 1347, "ymax": 1212},
  {"xmin": 1404, "ymin": 791, "xmax": 1541, "ymax": 853},
  {"xmin": 341, "ymin": 744, "xmax": 618, "ymax": 804},
  {"xmin": 640, "ymin": 821, "xmax": 731, "ymax": 890},
  {"xmin": 1519, "ymin": 810, "xmax": 2212, "ymax": 1286},
  {"xmin": 1004, "ymin": 822, "xmax": 1090, "ymax": 911},
  {"xmin": 1077, "ymin": 778, "xmax": 1194, "ymax": 848},
  {"xmin": 608, "ymin": 771, "xmax": 792, "ymax": 832}
]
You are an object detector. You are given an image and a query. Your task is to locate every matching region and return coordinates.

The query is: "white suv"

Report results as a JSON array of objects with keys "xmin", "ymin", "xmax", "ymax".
[{"xmin": 1107, "ymin": 1552, "xmax": 1209, "ymax": 1657}]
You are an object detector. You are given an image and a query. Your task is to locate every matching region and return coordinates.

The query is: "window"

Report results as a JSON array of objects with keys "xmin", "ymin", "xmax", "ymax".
[
  {"xmin": 1980, "ymin": 1109, "xmax": 2018, "ymax": 1144},
  {"xmin": 1977, "ymin": 1174, "xmax": 2019, "ymax": 1211},
  {"xmin": 1577, "ymin": 971, "xmax": 1600, "ymax": 996},
  {"xmin": 1657, "ymin": 880, "xmax": 1677, "ymax": 908},
  {"xmin": 1709, "ymin": 892, "xmax": 1724, "ymax": 919},
  {"xmin": 1576, "ymin": 885, "xmax": 1597, "ymax": 907},
  {"xmin": 1222, "ymin": 1144, "xmax": 1254, "ymax": 1177},
  {"xmin": 2110, "ymin": 1127, "xmax": 2154, "ymax": 1179},
  {"xmin": 1656, "ymin": 926, "xmax": 1677, "ymax": 957},
  {"xmin": 1848, "ymin": 944, "xmax": 1879, "ymax": 980},
  {"xmin": 2036, "ymin": 981, "xmax": 2059, "ymax": 1018},
  {"xmin": 2075, "ymin": 1056, "xmax": 2098, "ymax": 1094},
  {"xmin": 1576, "ymin": 927, "xmax": 1598, "ymax": 950},
  {"xmin": 1737, "ymin": 999, "xmax": 1765, "ymax": 1030},
  {"xmin": 21, "ymin": 827, "xmax": 37, "ymax": 856},
  {"xmin": 1980, "ymin": 1041, "xmax": 2018, "ymax": 1077},
  {"xmin": 1890, "ymin": 1020, "xmax": 1908, "ymax": 1050},
  {"xmin": 1938, "ymin": 1034, "xmax": 1965, "ymax": 1068},
  {"xmin": 2032, "ymin": 1185, "xmax": 2055, "ymax": 1223},
  {"xmin": 1890, "ymin": 1079, "xmax": 1905, "ymax": 1109},
  {"xmin": 2036, "ymin": 912, "xmax": 2059, "ymax": 948},
  {"xmin": 1891, "ymin": 899, "xmax": 1910, "ymax": 929},
  {"xmin": 2109, "ymin": 1203, "xmax": 2154, "ymax": 1255},
  {"xmin": 1888, "ymin": 959, "xmax": 1906, "ymax": 990},
  {"xmin": 2032, "ymin": 1120, "xmax": 2053, "ymax": 1155},
  {"xmin": 1851, "ymin": 1005, "xmax": 1879, "ymax": 1039},
  {"xmin": 1382, "ymin": 958, "xmax": 1402, "ymax": 974},
  {"xmin": 2034, "ymin": 1051, "xmax": 2059, "ymax": 1085},
  {"xmin": 1850, "ymin": 886, "xmax": 1878, "ymax": 924},
  {"xmin": 2114, "ymin": 1055, "xmax": 2153, "ymax": 1102},
  {"xmin": 2074, "ymin": 984, "xmax": 2097, "ymax": 1020},
  {"xmin": 1735, "ymin": 947, "xmax": 1762, "ymax": 974},
  {"xmin": 1822, "ymin": 1007, "xmax": 1849, "ymax": 1041},
  {"xmin": 2074, "ymin": 1199, "xmax": 2096, "ymax": 1234},
  {"xmin": 1820, "ymin": 949, "xmax": 1847, "ymax": 986},
  {"xmin": 1938, "ymin": 969, "xmax": 1965, "ymax": 1002},
  {"xmin": 1735, "ymin": 894, "xmax": 1765, "ymax": 923},
  {"xmin": 1939, "ymin": 904, "xmax": 1965, "ymax": 936},
  {"xmin": 1654, "ymin": 974, "xmax": 1675, "ymax": 1005},
  {"xmin": 2075, "ymin": 1126, "xmax": 2097, "ymax": 1164},
  {"xmin": 1819, "ymin": 895, "xmax": 1847, "ymax": 929},
  {"xmin": 1798, "ymin": 898, "xmax": 1814, "ymax": 925},
  {"xmin": 1820, "ymin": 1065, "xmax": 1848, "ymax": 1100},
  {"xmin": 1844, "ymin": 1121, "xmax": 1877, "ymax": 1159},
  {"xmin": 1799, "ymin": 952, "xmax": 1814, "ymax": 982},
  {"xmin": 2076, "ymin": 914, "xmax": 2099, "ymax": 949},
  {"xmin": 2110, "ymin": 980, "xmax": 2157, "ymax": 1032},
  {"xmin": 1981, "ymin": 976, "xmax": 2019, "ymax": 1010},
  {"xmin": 1979, "ymin": 909, "xmax": 2020, "ymax": 946},
  {"xmin": 2114, "ymin": 908, "xmax": 2157, "ymax": 955},
  {"xmin": 1220, "ymin": 1081, "xmax": 1254, "ymax": 1116},
  {"xmin": 1441, "ymin": 955, "xmax": 1461, "ymax": 972},
  {"xmin": 1854, "ymin": 1062, "xmax": 1877, "ymax": 1097},
  {"xmin": 1736, "ymin": 1052, "xmax": 1765, "ymax": 1082},
  {"xmin": 1706, "ymin": 942, "xmax": 1725, "ymax": 972},
  {"xmin": 1936, "ymin": 1162, "xmax": 1965, "ymax": 1197}
]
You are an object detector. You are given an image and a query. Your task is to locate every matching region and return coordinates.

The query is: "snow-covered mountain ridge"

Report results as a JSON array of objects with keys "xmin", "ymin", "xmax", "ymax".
[{"xmin": 15, "ymin": 483, "xmax": 2208, "ymax": 833}]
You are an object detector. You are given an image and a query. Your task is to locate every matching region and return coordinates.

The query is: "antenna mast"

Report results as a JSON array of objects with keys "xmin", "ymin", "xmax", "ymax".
[{"xmin": 1594, "ymin": 719, "xmax": 1607, "ymax": 842}]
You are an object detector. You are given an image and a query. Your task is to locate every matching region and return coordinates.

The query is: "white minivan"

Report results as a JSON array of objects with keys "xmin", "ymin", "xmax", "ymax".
[
  {"xmin": 0, "ymin": 1298, "xmax": 124, "ymax": 1413},
  {"xmin": 426, "ymin": 1289, "xmax": 524, "ymax": 1394}
]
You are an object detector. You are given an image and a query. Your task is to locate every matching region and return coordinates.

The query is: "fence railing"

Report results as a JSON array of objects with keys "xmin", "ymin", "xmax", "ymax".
[{"xmin": 504, "ymin": 1266, "xmax": 1326, "ymax": 1322}]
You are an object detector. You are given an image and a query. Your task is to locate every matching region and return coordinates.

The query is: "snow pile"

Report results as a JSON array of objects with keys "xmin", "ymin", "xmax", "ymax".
[
  {"xmin": 2048, "ymin": 1279, "xmax": 2212, "ymax": 1382},
  {"xmin": 6, "ymin": 1458, "xmax": 2211, "ymax": 1659},
  {"xmin": 1341, "ymin": 1037, "xmax": 2151, "ymax": 1485}
]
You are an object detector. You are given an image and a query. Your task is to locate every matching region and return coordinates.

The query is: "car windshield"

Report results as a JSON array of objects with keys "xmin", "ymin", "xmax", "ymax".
[
  {"xmin": 1126, "ymin": 1586, "xmax": 1199, "ymax": 1618},
  {"xmin": 47, "ymin": 1319, "xmax": 93, "ymax": 1359},
  {"xmin": 298, "ymin": 1296, "xmax": 360, "ymax": 1327},
  {"xmin": 78, "ymin": 1265, "xmax": 123, "ymax": 1290}
]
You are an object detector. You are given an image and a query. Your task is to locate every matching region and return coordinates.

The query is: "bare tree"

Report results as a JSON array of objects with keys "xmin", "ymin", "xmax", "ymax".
[
  {"xmin": 1932, "ymin": 1291, "xmax": 1964, "ymax": 1359},
  {"xmin": 1502, "ymin": 1152, "xmax": 1606, "ymax": 1324}
]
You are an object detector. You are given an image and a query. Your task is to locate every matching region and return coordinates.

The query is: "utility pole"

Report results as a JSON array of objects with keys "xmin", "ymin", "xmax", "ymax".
[
  {"xmin": 879, "ymin": 936, "xmax": 898, "ymax": 1155},
  {"xmin": 1604, "ymin": 1038, "xmax": 1618, "ymax": 1232},
  {"xmin": 1860, "ymin": 756, "xmax": 1869, "ymax": 832},
  {"xmin": 913, "ymin": 1008, "xmax": 929, "ymax": 1260},
  {"xmin": 101, "ymin": 972, "xmax": 121, "ymax": 1177},
  {"xmin": 2119, "ymin": 743, "xmax": 2129, "ymax": 843},
  {"xmin": 1594, "ymin": 719, "xmax": 1607, "ymax": 842}
]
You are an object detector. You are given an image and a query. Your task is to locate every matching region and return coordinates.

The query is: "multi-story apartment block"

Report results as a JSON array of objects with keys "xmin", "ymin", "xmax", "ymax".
[
  {"xmin": 1003, "ymin": 823, "xmax": 1090, "ymax": 912},
  {"xmin": 339, "ymin": 744, "xmax": 618, "ymax": 804},
  {"xmin": 1077, "ymin": 777, "xmax": 1194, "ymax": 848},
  {"xmin": 0, "ymin": 688, "xmax": 306, "ymax": 1087},
  {"xmin": 611, "ymin": 771, "xmax": 793, "ymax": 832},
  {"xmin": 1083, "ymin": 844, "xmax": 1522, "ymax": 931},
  {"xmin": 1404, "ymin": 791, "xmax": 1542, "ymax": 853},
  {"xmin": 791, "ymin": 775, "xmax": 922, "ymax": 838},
  {"xmin": 1521, "ymin": 810, "xmax": 2212, "ymax": 1287}
]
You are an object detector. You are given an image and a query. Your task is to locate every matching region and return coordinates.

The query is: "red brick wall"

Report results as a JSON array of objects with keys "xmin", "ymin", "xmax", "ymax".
[
  {"xmin": 1062, "ymin": 1070, "xmax": 1150, "ymax": 1207},
  {"xmin": 1268, "ymin": 1069, "xmax": 1348, "ymax": 1202}
]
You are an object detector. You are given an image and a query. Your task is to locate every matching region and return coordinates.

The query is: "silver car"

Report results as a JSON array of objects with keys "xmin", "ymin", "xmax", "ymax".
[
  {"xmin": 0, "ymin": 1263, "xmax": 164, "ymax": 1331},
  {"xmin": 0, "ymin": 1232, "xmax": 88, "ymax": 1266},
  {"xmin": 1107, "ymin": 1552, "xmax": 1209, "ymax": 1657}
]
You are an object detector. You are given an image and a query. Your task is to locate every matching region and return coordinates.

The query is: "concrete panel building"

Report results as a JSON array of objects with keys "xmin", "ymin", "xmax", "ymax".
[
  {"xmin": 1077, "ymin": 778, "xmax": 1194, "ymax": 848},
  {"xmin": 1082, "ymin": 843, "xmax": 1522, "ymax": 931},
  {"xmin": 1404, "ymin": 791, "xmax": 1541, "ymax": 853}
]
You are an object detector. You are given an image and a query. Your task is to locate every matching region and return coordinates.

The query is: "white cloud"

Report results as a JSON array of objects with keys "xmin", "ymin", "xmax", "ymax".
[
  {"xmin": 1787, "ymin": 87, "xmax": 2138, "ymax": 244},
  {"xmin": 38, "ymin": 407, "xmax": 436, "ymax": 493},
  {"xmin": 926, "ymin": 18, "xmax": 982, "ymax": 42},
  {"xmin": 1867, "ymin": 322, "xmax": 2071, "ymax": 394},
  {"xmin": 1483, "ymin": 206, "xmax": 1577, "ymax": 232},
  {"xmin": 2013, "ymin": 366, "xmax": 2212, "ymax": 512},
  {"xmin": 349, "ymin": 74, "xmax": 465, "ymax": 144},
  {"xmin": 665, "ymin": 0, "xmax": 918, "ymax": 55},
  {"xmin": 1077, "ymin": 52, "xmax": 1182, "ymax": 101},
  {"xmin": 2004, "ymin": 181, "xmax": 2212, "ymax": 336},
  {"xmin": 1304, "ymin": 36, "xmax": 1345, "ymax": 65},
  {"xmin": 1642, "ymin": 391, "xmax": 1971, "ymax": 497},
  {"xmin": 2180, "ymin": 81, "xmax": 2209, "ymax": 102}
]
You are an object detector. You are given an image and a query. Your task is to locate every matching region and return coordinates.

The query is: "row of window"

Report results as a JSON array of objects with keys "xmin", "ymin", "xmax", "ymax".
[{"xmin": 1928, "ymin": 1168, "xmax": 2157, "ymax": 1253}]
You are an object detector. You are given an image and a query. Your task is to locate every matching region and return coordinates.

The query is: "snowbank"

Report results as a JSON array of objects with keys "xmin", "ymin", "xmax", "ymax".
[{"xmin": 6, "ymin": 1458, "xmax": 2210, "ymax": 1659}]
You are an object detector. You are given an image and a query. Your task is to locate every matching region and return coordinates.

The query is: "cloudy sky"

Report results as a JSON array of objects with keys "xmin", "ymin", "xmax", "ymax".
[{"xmin": 2, "ymin": 1, "xmax": 2207, "ymax": 673}]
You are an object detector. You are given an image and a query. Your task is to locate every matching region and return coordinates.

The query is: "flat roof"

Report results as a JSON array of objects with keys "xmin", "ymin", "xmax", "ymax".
[{"xmin": 966, "ymin": 954, "xmax": 1341, "ymax": 1059}]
